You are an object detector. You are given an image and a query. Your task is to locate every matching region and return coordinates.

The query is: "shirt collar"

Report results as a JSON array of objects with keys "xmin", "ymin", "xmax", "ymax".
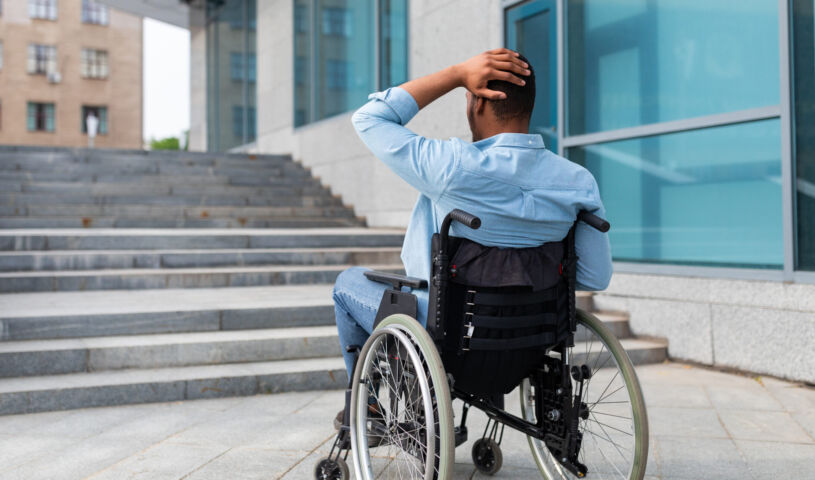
[{"xmin": 472, "ymin": 133, "xmax": 546, "ymax": 150}]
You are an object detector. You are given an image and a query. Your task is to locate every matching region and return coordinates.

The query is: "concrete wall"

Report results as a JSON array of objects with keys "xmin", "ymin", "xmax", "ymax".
[
  {"xmin": 0, "ymin": 0, "xmax": 143, "ymax": 149},
  {"xmin": 254, "ymin": 0, "xmax": 503, "ymax": 227},
  {"xmin": 188, "ymin": 9, "xmax": 207, "ymax": 152},
  {"xmin": 594, "ymin": 273, "xmax": 815, "ymax": 383}
]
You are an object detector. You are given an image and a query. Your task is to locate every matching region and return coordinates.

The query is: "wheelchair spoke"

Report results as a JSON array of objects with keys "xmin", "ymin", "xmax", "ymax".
[{"xmin": 520, "ymin": 311, "xmax": 647, "ymax": 480}]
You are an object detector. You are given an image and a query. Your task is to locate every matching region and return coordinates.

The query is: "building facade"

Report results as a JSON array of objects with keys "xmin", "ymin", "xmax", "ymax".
[
  {"xmin": 120, "ymin": 0, "xmax": 815, "ymax": 383},
  {"xmin": 0, "ymin": 0, "xmax": 143, "ymax": 149}
]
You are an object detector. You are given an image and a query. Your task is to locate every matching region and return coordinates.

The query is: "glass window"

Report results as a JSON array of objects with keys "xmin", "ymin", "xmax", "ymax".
[
  {"xmin": 569, "ymin": 119, "xmax": 783, "ymax": 268},
  {"xmin": 567, "ymin": 0, "xmax": 780, "ymax": 135},
  {"xmin": 295, "ymin": 0, "xmax": 407, "ymax": 127},
  {"xmin": 379, "ymin": 0, "xmax": 408, "ymax": 89},
  {"xmin": 505, "ymin": 0, "xmax": 558, "ymax": 150},
  {"xmin": 27, "ymin": 102, "xmax": 55, "ymax": 132},
  {"xmin": 792, "ymin": 0, "xmax": 815, "ymax": 270},
  {"xmin": 294, "ymin": 0, "xmax": 313, "ymax": 125},
  {"xmin": 27, "ymin": 44, "xmax": 57, "ymax": 75},
  {"xmin": 321, "ymin": 7, "xmax": 352, "ymax": 37},
  {"xmin": 82, "ymin": 0, "xmax": 108, "ymax": 25},
  {"xmin": 315, "ymin": 0, "xmax": 374, "ymax": 119},
  {"xmin": 80, "ymin": 48, "xmax": 109, "ymax": 79},
  {"xmin": 81, "ymin": 106, "xmax": 108, "ymax": 134},
  {"xmin": 206, "ymin": 0, "xmax": 256, "ymax": 151},
  {"xmin": 28, "ymin": 0, "xmax": 57, "ymax": 20},
  {"xmin": 231, "ymin": 105, "xmax": 256, "ymax": 138}
]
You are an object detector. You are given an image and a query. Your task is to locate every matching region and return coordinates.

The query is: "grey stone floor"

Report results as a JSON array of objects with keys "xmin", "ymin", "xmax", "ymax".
[{"xmin": 0, "ymin": 362, "xmax": 813, "ymax": 479}]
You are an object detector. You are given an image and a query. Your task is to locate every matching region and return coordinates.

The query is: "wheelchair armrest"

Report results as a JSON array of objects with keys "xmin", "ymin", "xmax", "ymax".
[{"xmin": 364, "ymin": 270, "xmax": 428, "ymax": 290}]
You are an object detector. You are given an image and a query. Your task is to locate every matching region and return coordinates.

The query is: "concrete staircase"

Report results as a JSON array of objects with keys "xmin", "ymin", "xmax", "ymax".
[{"xmin": 0, "ymin": 147, "xmax": 666, "ymax": 416}]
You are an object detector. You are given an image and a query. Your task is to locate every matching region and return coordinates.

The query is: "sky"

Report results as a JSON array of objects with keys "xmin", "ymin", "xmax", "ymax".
[{"xmin": 142, "ymin": 18, "xmax": 190, "ymax": 144}]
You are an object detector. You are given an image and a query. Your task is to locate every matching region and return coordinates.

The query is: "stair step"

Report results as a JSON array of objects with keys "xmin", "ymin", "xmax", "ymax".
[
  {"xmin": 0, "ymin": 193, "xmax": 342, "ymax": 207},
  {"xmin": 0, "ymin": 357, "xmax": 347, "ymax": 415},
  {"xmin": 1, "ymin": 181, "xmax": 327, "ymax": 196},
  {"xmin": 0, "ymin": 247, "xmax": 402, "ymax": 271},
  {"xmin": 582, "ymin": 311, "xmax": 631, "ymax": 340},
  {"xmin": 0, "ymin": 285, "xmax": 336, "ymax": 340},
  {"xmin": 0, "ymin": 161, "xmax": 311, "ymax": 178},
  {"xmin": 0, "ymin": 228, "xmax": 405, "ymax": 251},
  {"xmin": 0, "ymin": 336, "xmax": 666, "ymax": 415},
  {"xmin": 0, "ymin": 151, "xmax": 299, "ymax": 170},
  {"xmin": 0, "ymin": 204, "xmax": 356, "ymax": 218},
  {"xmin": 0, "ymin": 326, "xmax": 340, "ymax": 377},
  {"xmin": 0, "ymin": 171, "xmax": 321, "ymax": 186},
  {"xmin": 0, "ymin": 216, "xmax": 364, "ymax": 228},
  {"xmin": 0, "ymin": 263, "xmax": 404, "ymax": 292}
]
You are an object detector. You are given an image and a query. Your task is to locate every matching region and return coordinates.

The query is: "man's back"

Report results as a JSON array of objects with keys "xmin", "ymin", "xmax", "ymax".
[{"xmin": 352, "ymin": 87, "xmax": 612, "ymax": 299}]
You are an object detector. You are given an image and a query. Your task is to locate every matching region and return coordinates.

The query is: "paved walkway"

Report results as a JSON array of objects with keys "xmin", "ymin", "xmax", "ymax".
[{"xmin": 0, "ymin": 362, "xmax": 812, "ymax": 479}]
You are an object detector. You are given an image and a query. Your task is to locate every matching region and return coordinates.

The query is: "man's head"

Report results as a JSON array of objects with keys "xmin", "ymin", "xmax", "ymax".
[{"xmin": 467, "ymin": 52, "xmax": 535, "ymax": 142}]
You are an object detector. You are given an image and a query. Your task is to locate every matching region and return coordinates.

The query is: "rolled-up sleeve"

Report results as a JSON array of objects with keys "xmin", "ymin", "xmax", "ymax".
[
  {"xmin": 351, "ymin": 87, "xmax": 458, "ymax": 201},
  {"xmin": 574, "ymin": 177, "xmax": 613, "ymax": 291}
]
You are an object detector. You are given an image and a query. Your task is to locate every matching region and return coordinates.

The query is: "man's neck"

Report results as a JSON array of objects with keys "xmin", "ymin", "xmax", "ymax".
[{"xmin": 473, "ymin": 123, "xmax": 530, "ymax": 142}]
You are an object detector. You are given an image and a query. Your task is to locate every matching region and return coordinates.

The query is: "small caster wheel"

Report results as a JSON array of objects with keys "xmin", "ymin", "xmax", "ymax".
[
  {"xmin": 314, "ymin": 456, "xmax": 349, "ymax": 480},
  {"xmin": 472, "ymin": 438, "xmax": 503, "ymax": 475}
]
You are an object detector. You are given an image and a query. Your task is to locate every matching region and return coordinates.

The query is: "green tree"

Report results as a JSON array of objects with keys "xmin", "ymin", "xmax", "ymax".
[{"xmin": 150, "ymin": 136, "xmax": 180, "ymax": 150}]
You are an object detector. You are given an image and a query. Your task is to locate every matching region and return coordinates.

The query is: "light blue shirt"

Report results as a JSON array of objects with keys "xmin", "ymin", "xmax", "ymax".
[{"xmin": 352, "ymin": 87, "xmax": 612, "ymax": 322}]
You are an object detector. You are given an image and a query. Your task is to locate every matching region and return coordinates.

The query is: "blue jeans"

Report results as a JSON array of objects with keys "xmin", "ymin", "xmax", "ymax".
[
  {"xmin": 333, "ymin": 267, "xmax": 429, "ymax": 377},
  {"xmin": 333, "ymin": 267, "xmax": 386, "ymax": 376}
]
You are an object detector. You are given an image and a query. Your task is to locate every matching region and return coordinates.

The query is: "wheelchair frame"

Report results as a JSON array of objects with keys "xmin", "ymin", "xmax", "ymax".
[{"xmin": 319, "ymin": 209, "xmax": 639, "ymax": 480}]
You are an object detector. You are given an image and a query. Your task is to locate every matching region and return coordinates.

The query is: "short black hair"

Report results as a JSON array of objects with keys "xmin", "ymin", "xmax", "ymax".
[{"xmin": 485, "ymin": 52, "xmax": 535, "ymax": 122}]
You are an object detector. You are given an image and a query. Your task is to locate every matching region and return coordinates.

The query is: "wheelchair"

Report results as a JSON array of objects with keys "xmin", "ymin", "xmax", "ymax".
[{"xmin": 315, "ymin": 209, "xmax": 649, "ymax": 480}]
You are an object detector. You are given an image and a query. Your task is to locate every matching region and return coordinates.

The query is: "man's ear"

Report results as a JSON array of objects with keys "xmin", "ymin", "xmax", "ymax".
[{"xmin": 475, "ymin": 96, "xmax": 487, "ymax": 115}]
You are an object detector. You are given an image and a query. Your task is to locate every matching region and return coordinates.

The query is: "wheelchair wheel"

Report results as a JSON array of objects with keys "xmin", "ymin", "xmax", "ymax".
[
  {"xmin": 349, "ymin": 314, "xmax": 455, "ymax": 480},
  {"xmin": 520, "ymin": 309, "xmax": 649, "ymax": 480}
]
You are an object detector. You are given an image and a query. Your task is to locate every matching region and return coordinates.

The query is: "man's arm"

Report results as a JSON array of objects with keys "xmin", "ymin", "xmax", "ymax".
[
  {"xmin": 351, "ymin": 50, "xmax": 529, "ymax": 199},
  {"xmin": 400, "ymin": 49, "xmax": 530, "ymax": 108},
  {"xmin": 575, "ymin": 180, "xmax": 613, "ymax": 291}
]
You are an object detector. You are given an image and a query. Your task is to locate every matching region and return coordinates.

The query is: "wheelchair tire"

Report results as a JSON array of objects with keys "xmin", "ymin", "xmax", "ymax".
[
  {"xmin": 519, "ymin": 309, "xmax": 649, "ymax": 480},
  {"xmin": 472, "ymin": 438, "xmax": 503, "ymax": 475},
  {"xmin": 349, "ymin": 314, "xmax": 455, "ymax": 480},
  {"xmin": 314, "ymin": 457, "xmax": 349, "ymax": 480}
]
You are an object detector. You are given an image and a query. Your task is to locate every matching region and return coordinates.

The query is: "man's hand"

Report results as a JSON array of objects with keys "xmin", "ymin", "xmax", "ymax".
[
  {"xmin": 399, "ymin": 49, "xmax": 530, "ymax": 110},
  {"xmin": 454, "ymin": 49, "xmax": 530, "ymax": 100}
]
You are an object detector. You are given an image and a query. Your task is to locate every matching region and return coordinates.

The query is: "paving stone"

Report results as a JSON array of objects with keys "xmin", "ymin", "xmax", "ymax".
[
  {"xmin": 641, "ymin": 383, "xmax": 711, "ymax": 408},
  {"xmin": 718, "ymin": 410, "xmax": 813, "ymax": 443},
  {"xmin": 183, "ymin": 447, "xmax": 307, "ymax": 480},
  {"xmin": 761, "ymin": 377, "xmax": 815, "ymax": 413},
  {"xmin": 735, "ymin": 440, "xmax": 815, "ymax": 480},
  {"xmin": 647, "ymin": 407, "xmax": 729, "ymax": 438},
  {"xmin": 705, "ymin": 384, "xmax": 785, "ymax": 411},
  {"xmin": 656, "ymin": 437, "xmax": 752, "ymax": 479},
  {"xmin": 88, "ymin": 443, "xmax": 229, "ymax": 480}
]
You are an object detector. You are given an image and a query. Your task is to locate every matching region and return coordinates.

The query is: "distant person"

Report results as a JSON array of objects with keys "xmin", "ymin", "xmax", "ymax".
[{"xmin": 86, "ymin": 112, "xmax": 99, "ymax": 148}]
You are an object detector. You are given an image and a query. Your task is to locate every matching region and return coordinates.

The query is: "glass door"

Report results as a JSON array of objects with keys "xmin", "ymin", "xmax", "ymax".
[{"xmin": 505, "ymin": 0, "xmax": 558, "ymax": 151}]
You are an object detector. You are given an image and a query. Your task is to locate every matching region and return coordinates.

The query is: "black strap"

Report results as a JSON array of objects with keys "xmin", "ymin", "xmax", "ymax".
[
  {"xmin": 469, "ymin": 312, "xmax": 558, "ymax": 329},
  {"xmin": 467, "ymin": 332, "xmax": 557, "ymax": 351},
  {"xmin": 470, "ymin": 288, "xmax": 557, "ymax": 307}
]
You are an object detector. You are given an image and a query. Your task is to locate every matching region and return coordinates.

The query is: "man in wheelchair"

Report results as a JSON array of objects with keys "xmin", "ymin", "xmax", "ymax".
[{"xmin": 316, "ymin": 50, "xmax": 648, "ymax": 480}]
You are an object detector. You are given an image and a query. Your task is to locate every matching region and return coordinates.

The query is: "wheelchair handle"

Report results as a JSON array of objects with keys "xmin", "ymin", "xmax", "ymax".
[
  {"xmin": 578, "ymin": 210, "xmax": 610, "ymax": 232},
  {"xmin": 447, "ymin": 209, "xmax": 481, "ymax": 230}
]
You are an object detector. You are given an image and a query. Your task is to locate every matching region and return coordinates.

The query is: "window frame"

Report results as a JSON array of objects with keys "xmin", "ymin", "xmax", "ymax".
[
  {"xmin": 28, "ymin": 0, "xmax": 58, "ymax": 20},
  {"xmin": 80, "ymin": 48, "xmax": 109, "ymax": 79},
  {"xmin": 27, "ymin": 102, "xmax": 55, "ymax": 132},
  {"xmin": 81, "ymin": 105, "xmax": 108, "ymax": 135},
  {"xmin": 27, "ymin": 44, "xmax": 57, "ymax": 75},
  {"xmin": 81, "ymin": 0, "xmax": 109, "ymax": 25}
]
